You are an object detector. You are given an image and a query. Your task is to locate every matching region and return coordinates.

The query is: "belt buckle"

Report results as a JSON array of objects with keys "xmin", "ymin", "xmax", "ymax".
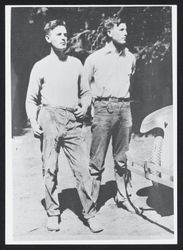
[{"xmin": 107, "ymin": 102, "xmax": 114, "ymax": 113}]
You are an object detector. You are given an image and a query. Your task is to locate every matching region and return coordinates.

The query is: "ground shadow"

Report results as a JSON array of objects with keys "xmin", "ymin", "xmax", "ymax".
[
  {"xmin": 137, "ymin": 184, "xmax": 174, "ymax": 216},
  {"xmin": 58, "ymin": 188, "xmax": 84, "ymax": 219},
  {"xmin": 97, "ymin": 180, "xmax": 117, "ymax": 210},
  {"xmin": 41, "ymin": 181, "xmax": 117, "ymax": 222},
  {"xmin": 41, "ymin": 188, "xmax": 84, "ymax": 221}
]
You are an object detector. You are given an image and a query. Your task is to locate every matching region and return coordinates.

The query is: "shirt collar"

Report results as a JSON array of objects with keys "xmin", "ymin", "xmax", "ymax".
[
  {"xmin": 50, "ymin": 48, "xmax": 59, "ymax": 60},
  {"xmin": 104, "ymin": 42, "xmax": 129, "ymax": 56},
  {"xmin": 49, "ymin": 48, "xmax": 68, "ymax": 62}
]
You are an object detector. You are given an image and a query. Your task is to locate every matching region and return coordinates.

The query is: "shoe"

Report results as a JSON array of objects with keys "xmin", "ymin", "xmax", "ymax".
[
  {"xmin": 87, "ymin": 217, "xmax": 103, "ymax": 233},
  {"xmin": 46, "ymin": 215, "xmax": 60, "ymax": 232}
]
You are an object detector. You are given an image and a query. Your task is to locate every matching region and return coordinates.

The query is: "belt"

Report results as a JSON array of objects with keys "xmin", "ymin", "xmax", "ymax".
[
  {"xmin": 42, "ymin": 104, "xmax": 75, "ymax": 113},
  {"xmin": 95, "ymin": 97, "xmax": 131, "ymax": 102}
]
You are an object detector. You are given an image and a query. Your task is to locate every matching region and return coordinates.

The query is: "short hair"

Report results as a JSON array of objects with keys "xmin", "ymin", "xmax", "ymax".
[
  {"xmin": 103, "ymin": 16, "xmax": 127, "ymax": 35},
  {"xmin": 44, "ymin": 19, "xmax": 66, "ymax": 35}
]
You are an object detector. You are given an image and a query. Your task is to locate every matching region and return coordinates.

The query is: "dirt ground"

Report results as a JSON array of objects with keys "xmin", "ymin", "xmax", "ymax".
[{"xmin": 11, "ymin": 126, "xmax": 175, "ymax": 243}]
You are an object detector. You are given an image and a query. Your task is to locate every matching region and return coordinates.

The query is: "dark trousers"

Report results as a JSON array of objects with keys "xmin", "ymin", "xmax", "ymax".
[
  {"xmin": 89, "ymin": 100, "xmax": 132, "ymax": 204},
  {"xmin": 38, "ymin": 105, "xmax": 95, "ymax": 219}
]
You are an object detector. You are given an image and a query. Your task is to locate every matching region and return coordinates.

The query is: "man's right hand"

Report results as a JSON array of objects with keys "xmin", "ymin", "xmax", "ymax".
[{"xmin": 31, "ymin": 120, "xmax": 43, "ymax": 138}]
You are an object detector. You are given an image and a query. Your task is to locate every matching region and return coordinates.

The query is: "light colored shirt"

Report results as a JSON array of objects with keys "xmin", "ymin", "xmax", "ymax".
[
  {"xmin": 26, "ymin": 50, "xmax": 91, "ymax": 121},
  {"xmin": 81, "ymin": 42, "xmax": 136, "ymax": 98}
]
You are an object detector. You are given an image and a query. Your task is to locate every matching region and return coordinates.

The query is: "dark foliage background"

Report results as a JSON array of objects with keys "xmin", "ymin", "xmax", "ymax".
[{"xmin": 11, "ymin": 6, "xmax": 172, "ymax": 136}]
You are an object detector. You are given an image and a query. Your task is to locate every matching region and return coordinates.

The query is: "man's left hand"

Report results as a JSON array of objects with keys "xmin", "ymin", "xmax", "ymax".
[{"xmin": 74, "ymin": 105, "xmax": 86, "ymax": 119}]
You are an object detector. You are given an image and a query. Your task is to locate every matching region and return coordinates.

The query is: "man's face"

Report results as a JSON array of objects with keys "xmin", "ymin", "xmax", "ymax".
[
  {"xmin": 108, "ymin": 23, "xmax": 127, "ymax": 45},
  {"xmin": 45, "ymin": 25, "xmax": 67, "ymax": 50}
]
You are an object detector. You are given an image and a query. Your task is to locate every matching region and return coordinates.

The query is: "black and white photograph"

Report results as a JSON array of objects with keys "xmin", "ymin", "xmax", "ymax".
[{"xmin": 6, "ymin": 5, "xmax": 177, "ymax": 244}]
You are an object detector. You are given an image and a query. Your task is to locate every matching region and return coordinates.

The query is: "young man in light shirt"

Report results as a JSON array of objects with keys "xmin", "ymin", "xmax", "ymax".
[
  {"xmin": 81, "ymin": 17, "xmax": 140, "ymax": 215},
  {"xmin": 26, "ymin": 20, "xmax": 103, "ymax": 233}
]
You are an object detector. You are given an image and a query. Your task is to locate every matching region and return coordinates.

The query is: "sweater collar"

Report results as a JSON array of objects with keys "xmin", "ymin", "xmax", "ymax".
[{"xmin": 104, "ymin": 42, "xmax": 129, "ymax": 56}]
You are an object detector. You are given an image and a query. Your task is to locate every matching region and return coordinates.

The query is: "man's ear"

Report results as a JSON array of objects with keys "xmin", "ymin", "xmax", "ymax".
[
  {"xmin": 45, "ymin": 34, "xmax": 51, "ymax": 44},
  {"xmin": 107, "ymin": 30, "xmax": 112, "ymax": 38}
]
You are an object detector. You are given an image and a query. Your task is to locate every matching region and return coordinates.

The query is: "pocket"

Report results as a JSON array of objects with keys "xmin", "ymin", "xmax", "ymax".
[
  {"xmin": 37, "ymin": 107, "xmax": 52, "ymax": 129},
  {"xmin": 94, "ymin": 101, "xmax": 107, "ymax": 115}
]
